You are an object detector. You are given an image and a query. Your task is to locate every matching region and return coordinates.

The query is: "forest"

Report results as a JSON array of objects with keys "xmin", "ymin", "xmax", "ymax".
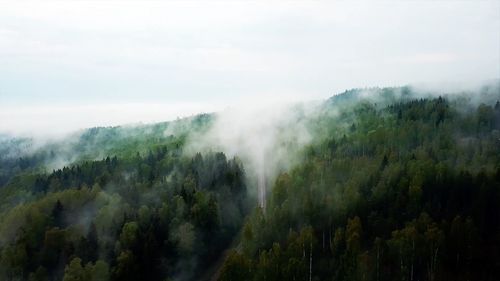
[{"xmin": 0, "ymin": 85, "xmax": 499, "ymax": 281}]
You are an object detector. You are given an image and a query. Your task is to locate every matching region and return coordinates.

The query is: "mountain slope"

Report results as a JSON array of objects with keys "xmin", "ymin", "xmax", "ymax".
[
  {"xmin": 218, "ymin": 90, "xmax": 500, "ymax": 281},
  {"xmin": 0, "ymin": 85, "xmax": 499, "ymax": 281}
]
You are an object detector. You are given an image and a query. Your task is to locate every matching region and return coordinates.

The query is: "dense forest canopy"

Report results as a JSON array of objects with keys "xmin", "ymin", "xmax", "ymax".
[{"xmin": 0, "ymin": 84, "xmax": 499, "ymax": 281}]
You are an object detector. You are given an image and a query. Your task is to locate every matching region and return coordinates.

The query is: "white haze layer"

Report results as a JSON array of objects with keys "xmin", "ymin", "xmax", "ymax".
[
  {"xmin": 186, "ymin": 101, "xmax": 318, "ymax": 209},
  {"xmin": 1, "ymin": 1, "xmax": 499, "ymax": 136},
  {"xmin": 0, "ymin": 102, "xmax": 222, "ymax": 138}
]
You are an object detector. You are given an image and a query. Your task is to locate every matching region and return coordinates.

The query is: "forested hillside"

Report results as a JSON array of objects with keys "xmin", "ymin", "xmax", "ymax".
[
  {"xmin": 0, "ymin": 148, "xmax": 248, "ymax": 280},
  {"xmin": 218, "ymin": 88, "xmax": 500, "ymax": 281},
  {"xmin": 0, "ymin": 85, "xmax": 499, "ymax": 281},
  {"xmin": 0, "ymin": 114, "xmax": 212, "ymax": 188}
]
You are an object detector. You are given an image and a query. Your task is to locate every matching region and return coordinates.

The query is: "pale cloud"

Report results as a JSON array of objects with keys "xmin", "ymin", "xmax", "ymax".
[
  {"xmin": 0, "ymin": 102, "xmax": 223, "ymax": 137},
  {"xmin": 0, "ymin": 1, "xmax": 498, "ymax": 134}
]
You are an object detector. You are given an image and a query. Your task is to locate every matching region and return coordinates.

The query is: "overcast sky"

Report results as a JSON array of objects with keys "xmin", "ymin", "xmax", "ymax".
[{"xmin": 0, "ymin": 1, "xmax": 499, "ymax": 136}]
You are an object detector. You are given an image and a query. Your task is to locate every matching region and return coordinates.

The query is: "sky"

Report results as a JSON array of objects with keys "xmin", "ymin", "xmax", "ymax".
[{"xmin": 0, "ymin": 1, "xmax": 499, "ymax": 136}]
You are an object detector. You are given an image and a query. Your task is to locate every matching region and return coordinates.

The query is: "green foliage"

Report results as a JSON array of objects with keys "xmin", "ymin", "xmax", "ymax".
[
  {"xmin": 62, "ymin": 258, "xmax": 89, "ymax": 281},
  {"xmin": 1, "ymin": 86, "xmax": 499, "ymax": 281},
  {"xmin": 0, "ymin": 146, "xmax": 248, "ymax": 281},
  {"xmin": 218, "ymin": 92, "xmax": 500, "ymax": 281}
]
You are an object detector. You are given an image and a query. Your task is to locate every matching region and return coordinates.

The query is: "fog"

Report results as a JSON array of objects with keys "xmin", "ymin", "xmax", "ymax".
[
  {"xmin": 0, "ymin": 2, "xmax": 499, "ymax": 280},
  {"xmin": 1, "ymin": 1, "xmax": 499, "ymax": 136},
  {"xmin": 185, "ymin": 100, "xmax": 321, "ymax": 208},
  {"xmin": 0, "ymin": 102, "xmax": 222, "ymax": 138}
]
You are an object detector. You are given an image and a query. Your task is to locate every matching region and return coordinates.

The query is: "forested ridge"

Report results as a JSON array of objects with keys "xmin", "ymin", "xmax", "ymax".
[
  {"xmin": 219, "ymin": 89, "xmax": 500, "ymax": 281},
  {"xmin": 0, "ymin": 86, "xmax": 499, "ymax": 281}
]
